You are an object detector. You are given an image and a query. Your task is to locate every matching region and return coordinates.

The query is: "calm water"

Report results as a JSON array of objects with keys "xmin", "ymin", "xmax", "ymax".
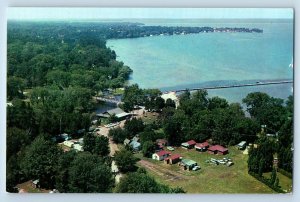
[{"xmin": 107, "ymin": 19, "xmax": 293, "ymax": 102}]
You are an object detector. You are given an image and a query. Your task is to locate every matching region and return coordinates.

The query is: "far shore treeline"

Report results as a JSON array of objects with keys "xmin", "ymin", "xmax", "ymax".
[{"xmin": 6, "ymin": 21, "xmax": 292, "ymax": 193}]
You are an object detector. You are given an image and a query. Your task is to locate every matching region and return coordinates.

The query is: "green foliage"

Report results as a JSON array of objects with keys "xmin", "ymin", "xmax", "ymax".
[
  {"xmin": 249, "ymin": 172, "xmax": 284, "ymax": 193},
  {"xmin": 116, "ymin": 171, "xmax": 185, "ymax": 193},
  {"xmin": 83, "ymin": 133, "xmax": 96, "ymax": 153},
  {"xmin": 165, "ymin": 98, "xmax": 176, "ymax": 108},
  {"xmin": 243, "ymin": 92, "xmax": 287, "ymax": 133},
  {"xmin": 55, "ymin": 150, "xmax": 77, "ymax": 192},
  {"xmin": 108, "ymin": 114, "xmax": 118, "ymax": 123},
  {"xmin": 108, "ymin": 127, "xmax": 128, "ymax": 144},
  {"xmin": 114, "ymin": 148, "xmax": 138, "ymax": 173},
  {"xmin": 7, "ymin": 127, "xmax": 30, "ymax": 160},
  {"xmin": 248, "ymin": 137, "xmax": 275, "ymax": 174},
  {"xmin": 68, "ymin": 152, "xmax": 114, "ymax": 193},
  {"xmin": 21, "ymin": 136, "xmax": 62, "ymax": 189},
  {"xmin": 94, "ymin": 136, "xmax": 110, "ymax": 156},
  {"xmin": 123, "ymin": 84, "xmax": 144, "ymax": 111},
  {"xmin": 83, "ymin": 133, "xmax": 110, "ymax": 156},
  {"xmin": 142, "ymin": 141, "xmax": 156, "ymax": 158},
  {"xmin": 7, "ymin": 76, "xmax": 26, "ymax": 100},
  {"xmin": 124, "ymin": 117, "xmax": 145, "ymax": 137}
]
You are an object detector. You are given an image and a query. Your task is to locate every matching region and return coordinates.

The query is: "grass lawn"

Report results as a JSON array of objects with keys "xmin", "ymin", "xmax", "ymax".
[
  {"xmin": 113, "ymin": 88, "xmax": 125, "ymax": 95},
  {"xmin": 136, "ymin": 146, "xmax": 276, "ymax": 193},
  {"xmin": 140, "ymin": 112, "xmax": 159, "ymax": 125},
  {"xmin": 263, "ymin": 172, "xmax": 293, "ymax": 193}
]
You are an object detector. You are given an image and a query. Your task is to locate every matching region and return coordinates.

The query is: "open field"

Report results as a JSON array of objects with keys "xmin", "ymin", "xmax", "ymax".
[{"xmin": 136, "ymin": 146, "xmax": 276, "ymax": 193}]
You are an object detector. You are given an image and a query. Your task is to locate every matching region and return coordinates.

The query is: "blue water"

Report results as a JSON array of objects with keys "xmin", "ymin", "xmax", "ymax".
[{"xmin": 107, "ymin": 19, "xmax": 293, "ymax": 102}]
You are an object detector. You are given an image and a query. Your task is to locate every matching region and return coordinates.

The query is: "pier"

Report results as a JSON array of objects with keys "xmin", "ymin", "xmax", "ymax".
[{"xmin": 168, "ymin": 80, "xmax": 293, "ymax": 93}]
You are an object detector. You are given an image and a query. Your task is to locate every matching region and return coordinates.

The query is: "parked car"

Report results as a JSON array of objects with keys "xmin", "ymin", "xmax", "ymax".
[
  {"xmin": 192, "ymin": 166, "xmax": 201, "ymax": 171},
  {"xmin": 167, "ymin": 146, "xmax": 175, "ymax": 151}
]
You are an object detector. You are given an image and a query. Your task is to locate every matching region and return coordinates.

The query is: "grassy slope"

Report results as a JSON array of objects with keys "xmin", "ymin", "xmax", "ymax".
[{"xmin": 136, "ymin": 146, "xmax": 276, "ymax": 193}]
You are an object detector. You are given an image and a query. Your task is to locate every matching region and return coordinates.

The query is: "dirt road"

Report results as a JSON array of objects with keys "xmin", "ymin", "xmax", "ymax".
[{"xmin": 138, "ymin": 159, "xmax": 188, "ymax": 181}]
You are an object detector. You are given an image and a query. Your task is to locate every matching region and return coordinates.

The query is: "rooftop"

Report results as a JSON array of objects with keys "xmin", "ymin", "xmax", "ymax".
[
  {"xmin": 156, "ymin": 150, "xmax": 171, "ymax": 157},
  {"xmin": 181, "ymin": 159, "xmax": 197, "ymax": 166},
  {"xmin": 208, "ymin": 145, "xmax": 228, "ymax": 152}
]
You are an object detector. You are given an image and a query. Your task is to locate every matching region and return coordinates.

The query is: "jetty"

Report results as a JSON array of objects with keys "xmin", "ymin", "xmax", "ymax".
[{"xmin": 165, "ymin": 80, "xmax": 293, "ymax": 93}]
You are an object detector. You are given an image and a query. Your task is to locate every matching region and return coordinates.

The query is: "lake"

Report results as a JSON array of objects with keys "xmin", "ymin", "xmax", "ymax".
[{"xmin": 107, "ymin": 19, "xmax": 293, "ymax": 102}]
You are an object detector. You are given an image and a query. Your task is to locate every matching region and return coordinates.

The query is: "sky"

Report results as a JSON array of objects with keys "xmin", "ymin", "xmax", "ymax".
[{"xmin": 8, "ymin": 8, "xmax": 293, "ymax": 20}]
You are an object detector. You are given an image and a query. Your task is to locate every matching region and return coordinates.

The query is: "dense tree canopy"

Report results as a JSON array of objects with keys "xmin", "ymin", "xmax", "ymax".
[
  {"xmin": 114, "ymin": 148, "xmax": 138, "ymax": 173},
  {"xmin": 21, "ymin": 136, "xmax": 62, "ymax": 189}
]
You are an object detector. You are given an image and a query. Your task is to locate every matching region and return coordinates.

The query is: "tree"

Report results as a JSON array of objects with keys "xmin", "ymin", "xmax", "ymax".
[
  {"xmin": 270, "ymin": 167, "xmax": 277, "ymax": 185},
  {"xmin": 108, "ymin": 127, "xmax": 128, "ymax": 144},
  {"xmin": 83, "ymin": 133, "xmax": 96, "ymax": 153},
  {"xmin": 154, "ymin": 97, "xmax": 165, "ymax": 111},
  {"xmin": 116, "ymin": 172, "xmax": 162, "ymax": 193},
  {"xmin": 68, "ymin": 153, "xmax": 114, "ymax": 193},
  {"xmin": 165, "ymin": 98, "xmax": 176, "ymax": 108},
  {"xmin": 7, "ymin": 76, "xmax": 26, "ymax": 100},
  {"xmin": 55, "ymin": 150, "xmax": 77, "ymax": 193},
  {"xmin": 94, "ymin": 136, "xmax": 110, "ymax": 156},
  {"xmin": 123, "ymin": 84, "xmax": 144, "ymax": 111},
  {"xmin": 116, "ymin": 171, "xmax": 185, "ymax": 193},
  {"xmin": 243, "ymin": 92, "xmax": 287, "ymax": 132},
  {"xmin": 114, "ymin": 148, "xmax": 138, "ymax": 173},
  {"xmin": 21, "ymin": 136, "xmax": 62, "ymax": 189},
  {"xmin": 124, "ymin": 117, "xmax": 144, "ymax": 137},
  {"xmin": 208, "ymin": 96, "xmax": 229, "ymax": 110},
  {"xmin": 163, "ymin": 116, "xmax": 183, "ymax": 146},
  {"xmin": 142, "ymin": 141, "xmax": 156, "ymax": 158},
  {"xmin": 7, "ymin": 127, "xmax": 30, "ymax": 160},
  {"xmin": 108, "ymin": 114, "xmax": 118, "ymax": 123}
]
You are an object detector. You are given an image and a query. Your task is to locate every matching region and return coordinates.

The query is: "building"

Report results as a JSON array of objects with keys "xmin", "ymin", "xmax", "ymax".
[
  {"xmin": 97, "ymin": 107, "xmax": 131, "ymax": 121},
  {"xmin": 124, "ymin": 138, "xmax": 131, "ymax": 146},
  {"xmin": 129, "ymin": 140, "xmax": 141, "ymax": 151},
  {"xmin": 181, "ymin": 140, "xmax": 197, "ymax": 149},
  {"xmin": 180, "ymin": 159, "xmax": 198, "ymax": 170},
  {"xmin": 161, "ymin": 92, "xmax": 180, "ymax": 108},
  {"xmin": 237, "ymin": 141, "xmax": 247, "ymax": 150},
  {"xmin": 195, "ymin": 142, "xmax": 210, "ymax": 152},
  {"xmin": 73, "ymin": 144, "xmax": 83, "ymax": 152},
  {"xmin": 152, "ymin": 150, "xmax": 171, "ymax": 161},
  {"xmin": 164, "ymin": 154, "xmax": 181, "ymax": 164},
  {"xmin": 208, "ymin": 145, "xmax": 228, "ymax": 155},
  {"xmin": 63, "ymin": 140, "xmax": 74, "ymax": 148}
]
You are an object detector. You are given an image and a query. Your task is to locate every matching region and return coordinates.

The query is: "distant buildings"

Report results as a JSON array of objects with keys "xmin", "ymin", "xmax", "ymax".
[{"xmin": 97, "ymin": 107, "xmax": 131, "ymax": 121}]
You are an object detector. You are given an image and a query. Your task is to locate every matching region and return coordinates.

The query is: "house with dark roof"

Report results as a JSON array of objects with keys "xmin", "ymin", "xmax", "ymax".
[
  {"xmin": 152, "ymin": 150, "xmax": 171, "ymax": 161},
  {"xmin": 181, "ymin": 140, "xmax": 197, "ymax": 149},
  {"xmin": 164, "ymin": 154, "xmax": 181, "ymax": 164},
  {"xmin": 208, "ymin": 145, "xmax": 228, "ymax": 155},
  {"xmin": 195, "ymin": 142, "xmax": 210, "ymax": 152}
]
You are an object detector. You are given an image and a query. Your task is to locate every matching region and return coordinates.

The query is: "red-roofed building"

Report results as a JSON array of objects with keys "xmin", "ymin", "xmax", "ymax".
[
  {"xmin": 208, "ymin": 145, "xmax": 228, "ymax": 155},
  {"xmin": 195, "ymin": 142, "xmax": 210, "ymax": 152},
  {"xmin": 152, "ymin": 150, "xmax": 171, "ymax": 161},
  {"xmin": 164, "ymin": 154, "xmax": 181, "ymax": 164},
  {"xmin": 181, "ymin": 140, "xmax": 197, "ymax": 149}
]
